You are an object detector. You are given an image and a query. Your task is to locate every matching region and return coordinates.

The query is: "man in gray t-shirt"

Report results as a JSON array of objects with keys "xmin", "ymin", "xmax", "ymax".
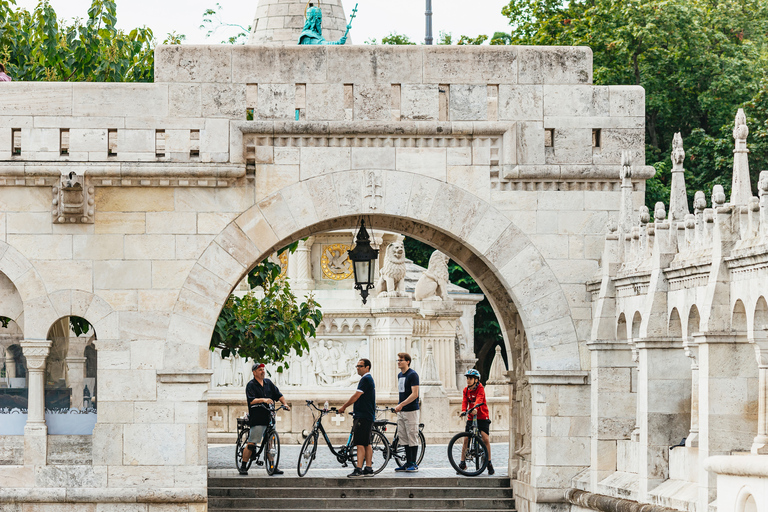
[{"xmin": 394, "ymin": 352, "xmax": 420, "ymax": 472}]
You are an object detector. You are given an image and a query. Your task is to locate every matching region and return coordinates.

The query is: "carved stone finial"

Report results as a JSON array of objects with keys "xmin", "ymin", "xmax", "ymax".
[
  {"xmin": 694, "ymin": 191, "xmax": 707, "ymax": 213},
  {"xmin": 620, "ymin": 151, "xmax": 633, "ymax": 180},
  {"xmin": 654, "ymin": 202, "xmax": 667, "ymax": 222},
  {"xmin": 421, "ymin": 343, "xmax": 442, "ymax": 385},
  {"xmin": 685, "ymin": 213, "xmax": 696, "ymax": 230},
  {"xmin": 487, "ymin": 346, "xmax": 509, "ymax": 385},
  {"xmin": 712, "ymin": 184, "xmax": 726, "ymax": 208},
  {"xmin": 639, "ymin": 205, "xmax": 650, "ymax": 225},
  {"xmin": 759, "ymin": 171, "xmax": 768, "ymax": 197},
  {"xmin": 671, "ymin": 132, "xmax": 685, "ymax": 169},
  {"xmin": 734, "ymin": 108, "xmax": 749, "ymax": 141}
]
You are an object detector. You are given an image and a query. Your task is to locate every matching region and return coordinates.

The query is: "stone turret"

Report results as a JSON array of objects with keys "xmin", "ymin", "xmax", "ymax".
[{"xmin": 247, "ymin": 0, "xmax": 350, "ymax": 45}]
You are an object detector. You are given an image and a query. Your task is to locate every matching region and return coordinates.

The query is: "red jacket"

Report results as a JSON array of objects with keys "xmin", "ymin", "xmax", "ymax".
[{"xmin": 462, "ymin": 383, "xmax": 489, "ymax": 421}]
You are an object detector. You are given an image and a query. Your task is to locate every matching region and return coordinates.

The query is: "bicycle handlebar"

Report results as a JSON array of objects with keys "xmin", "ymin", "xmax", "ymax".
[{"xmin": 460, "ymin": 402, "xmax": 486, "ymax": 418}]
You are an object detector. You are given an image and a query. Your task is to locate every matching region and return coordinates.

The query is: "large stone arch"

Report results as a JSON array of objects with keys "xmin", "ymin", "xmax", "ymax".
[
  {"xmin": 167, "ymin": 170, "xmax": 582, "ymax": 373},
  {"xmin": 0, "ymin": 240, "xmax": 57, "ymax": 339}
]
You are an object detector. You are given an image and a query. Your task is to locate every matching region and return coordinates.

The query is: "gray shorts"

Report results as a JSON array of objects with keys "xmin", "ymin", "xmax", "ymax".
[
  {"xmin": 247, "ymin": 424, "xmax": 267, "ymax": 445},
  {"xmin": 396, "ymin": 409, "xmax": 420, "ymax": 446}
]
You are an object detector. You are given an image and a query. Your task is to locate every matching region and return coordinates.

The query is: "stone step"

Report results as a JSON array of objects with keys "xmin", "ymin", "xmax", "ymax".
[
  {"xmin": 210, "ymin": 509, "xmax": 516, "ymax": 512},
  {"xmin": 208, "ymin": 497, "xmax": 515, "ymax": 510},
  {"xmin": 209, "ymin": 476, "xmax": 511, "ymax": 489},
  {"xmin": 209, "ymin": 486, "xmax": 515, "ymax": 499}
]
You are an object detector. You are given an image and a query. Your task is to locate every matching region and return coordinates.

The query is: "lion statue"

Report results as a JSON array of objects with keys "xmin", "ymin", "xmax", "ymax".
[
  {"xmin": 414, "ymin": 250, "xmax": 450, "ymax": 301},
  {"xmin": 374, "ymin": 241, "xmax": 408, "ymax": 297}
]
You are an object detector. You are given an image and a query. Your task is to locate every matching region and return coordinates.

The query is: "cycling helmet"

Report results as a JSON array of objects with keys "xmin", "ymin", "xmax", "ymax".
[{"xmin": 464, "ymin": 369, "xmax": 481, "ymax": 379}]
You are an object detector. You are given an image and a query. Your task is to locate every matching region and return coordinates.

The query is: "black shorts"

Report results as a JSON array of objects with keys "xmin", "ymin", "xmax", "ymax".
[
  {"xmin": 352, "ymin": 417, "xmax": 373, "ymax": 446},
  {"xmin": 466, "ymin": 419, "xmax": 491, "ymax": 436}
]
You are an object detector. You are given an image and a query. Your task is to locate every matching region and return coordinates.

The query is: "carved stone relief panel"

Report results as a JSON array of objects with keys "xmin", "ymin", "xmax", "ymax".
[{"xmin": 321, "ymin": 243, "xmax": 353, "ymax": 280}]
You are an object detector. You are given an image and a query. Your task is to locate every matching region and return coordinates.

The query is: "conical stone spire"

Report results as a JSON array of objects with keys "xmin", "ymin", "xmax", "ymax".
[
  {"xmin": 247, "ymin": 0, "xmax": 350, "ymax": 45},
  {"xmin": 731, "ymin": 108, "xmax": 752, "ymax": 205}
]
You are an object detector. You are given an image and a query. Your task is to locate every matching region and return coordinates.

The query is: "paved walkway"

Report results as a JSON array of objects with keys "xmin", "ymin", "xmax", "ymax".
[{"xmin": 208, "ymin": 443, "xmax": 510, "ymax": 477}]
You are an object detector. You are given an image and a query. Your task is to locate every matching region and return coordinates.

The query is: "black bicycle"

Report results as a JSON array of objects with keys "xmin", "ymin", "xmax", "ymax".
[
  {"xmin": 447, "ymin": 403, "xmax": 489, "ymax": 476},
  {"xmin": 235, "ymin": 403, "xmax": 286, "ymax": 476},
  {"xmin": 297, "ymin": 400, "xmax": 391, "ymax": 477},
  {"xmin": 374, "ymin": 406, "xmax": 426, "ymax": 468}
]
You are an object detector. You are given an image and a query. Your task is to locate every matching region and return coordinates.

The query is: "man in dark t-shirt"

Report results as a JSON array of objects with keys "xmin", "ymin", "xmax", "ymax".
[
  {"xmin": 339, "ymin": 358, "xmax": 375, "ymax": 478},
  {"xmin": 394, "ymin": 352, "xmax": 420, "ymax": 472},
  {"xmin": 239, "ymin": 362, "xmax": 290, "ymax": 475}
]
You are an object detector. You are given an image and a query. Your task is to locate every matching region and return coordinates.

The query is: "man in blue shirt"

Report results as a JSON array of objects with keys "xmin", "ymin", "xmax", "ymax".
[
  {"xmin": 339, "ymin": 358, "xmax": 375, "ymax": 477},
  {"xmin": 394, "ymin": 352, "xmax": 420, "ymax": 472}
]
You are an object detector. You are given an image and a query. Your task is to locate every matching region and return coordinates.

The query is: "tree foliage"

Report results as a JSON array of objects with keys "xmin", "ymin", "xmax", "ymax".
[
  {"xmin": 200, "ymin": 2, "xmax": 249, "ymax": 45},
  {"xmin": 210, "ymin": 245, "xmax": 323, "ymax": 371},
  {"xmin": 0, "ymin": 0, "xmax": 157, "ymax": 82},
  {"xmin": 501, "ymin": 0, "xmax": 768, "ymax": 208}
]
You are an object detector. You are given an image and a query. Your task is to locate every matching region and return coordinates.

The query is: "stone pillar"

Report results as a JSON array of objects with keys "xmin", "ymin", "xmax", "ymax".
[
  {"xmin": 290, "ymin": 236, "xmax": 315, "ymax": 291},
  {"xmin": 20, "ymin": 340, "xmax": 52, "ymax": 465},
  {"xmin": 751, "ymin": 342, "xmax": 768, "ymax": 454},
  {"xmin": 371, "ymin": 296, "xmax": 415, "ymax": 394},
  {"xmin": 420, "ymin": 309, "xmax": 460, "ymax": 391},
  {"xmin": 513, "ymin": 371, "xmax": 590, "ymax": 512},
  {"xmin": 683, "ymin": 339, "xmax": 699, "ymax": 447},
  {"xmin": 635, "ymin": 338, "xmax": 691, "ymax": 499},
  {"xmin": 587, "ymin": 341, "xmax": 636, "ymax": 490},
  {"xmin": 66, "ymin": 357, "xmax": 87, "ymax": 410},
  {"xmin": 695, "ymin": 332, "xmax": 757, "ymax": 511},
  {"xmin": 2, "ymin": 346, "xmax": 14, "ymax": 379},
  {"xmin": 418, "ymin": 344, "xmax": 449, "ymax": 438}
]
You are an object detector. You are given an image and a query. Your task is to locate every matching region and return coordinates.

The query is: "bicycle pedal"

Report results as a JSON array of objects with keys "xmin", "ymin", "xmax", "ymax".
[{"xmin": 256, "ymin": 461, "xmax": 264, "ymax": 466}]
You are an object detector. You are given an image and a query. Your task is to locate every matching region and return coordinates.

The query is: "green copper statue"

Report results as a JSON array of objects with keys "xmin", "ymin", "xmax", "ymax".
[{"xmin": 299, "ymin": 2, "xmax": 357, "ymax": 45}]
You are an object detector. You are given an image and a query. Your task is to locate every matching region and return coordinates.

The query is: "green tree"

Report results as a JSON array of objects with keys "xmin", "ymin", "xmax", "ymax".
[
  {"xmin": 210, "ymin": 245, "xmax": 323, "ymax": 371},
  {"xmin": 501, "ymin": 0, "xmax": 768, "ymax": 208},
  {"xmin": 200, "ymin": 2, "xmax": 250, "ymax": 45},
  {"xmin": 0, "ymin": 0, "xmax": 157, "ymax": 82}
]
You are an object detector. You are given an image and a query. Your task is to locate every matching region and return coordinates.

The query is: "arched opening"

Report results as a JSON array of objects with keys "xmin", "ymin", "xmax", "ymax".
[
  {"xmin": 733, "ymin": 300, "xmax": 748, "ymax": 334},
  {"xmin": 45, "ymin": 316, "xmax": 97, "ymax": 435},
  {"xmin": 737, "ymin": 490, "xmax": 758, "ymax": 512},
  {"xmin": 0, "ymin": 269, "xmax": 26, "ymax": 436},
  {"xmin": 669, "ymin": 308, "xmax": 682, "ymax": 338},
  {"xmin": 687, "ymin": 305, "xmax": 700, "ymax": 341},
  {"xmin": 631, "ymin": 312, "xmax": 642, "ymax": 341},
  {"xmin": 617, "ymin": 313, "xmax": 627, "ymax": 341},
  {"xmin": 753, "ymin": 296, "xmax": 768, "ymax": 339}
]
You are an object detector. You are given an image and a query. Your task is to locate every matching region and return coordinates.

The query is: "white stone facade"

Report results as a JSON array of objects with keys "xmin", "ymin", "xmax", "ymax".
[{"xmin": 0, "ymin": 11, "xmax": 656, "ymax": 512}]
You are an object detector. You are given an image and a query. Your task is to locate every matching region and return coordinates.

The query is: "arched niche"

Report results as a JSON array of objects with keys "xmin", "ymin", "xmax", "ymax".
[
  {"xmin": 631, "ymin": 311, "xmax": 642, "ymax": 341},
  {"xmin": 733, "ymin": 299, "xmax": 748, "ymax": 334},
  {"xmin": 669, "ymin": 308, "xmax": 682, "ymax": 338},
  {"xmin": 44, "ymin": 316, "xmax": 97, "ymax": 435},
  {"xmin": 687, "ymin": 305, "xmax": 700, "ymax": 341},
  {"xmin": 617, "ymin": 313, "xmax": 627, "ymax": 341}
]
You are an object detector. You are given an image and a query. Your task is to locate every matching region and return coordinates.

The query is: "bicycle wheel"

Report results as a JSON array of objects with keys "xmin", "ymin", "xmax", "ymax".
[
  {"xmin": 369, "ymin": 430, "xmax": 391, "ymax": 475},
  {"xmin": 265, "ymin": 429, "xmax": 280, "ymax": 476},
  {"xmin": 448, "ymin": 431, "xmax": 488, "ymax": 476},
  {"xmin": 391, "ymin": 436, "xmax": 406, "ymax": 468},
  {"xmin": 236, "ymin": 428, "xmax": 254, "ymax": 471},
  {"xmin": 416, "ymin": 430, "xmax": 426, "ymax": 466},
  {"xmin": 297, "ymin": 432, "xmax": 317, "ymax": 477}
]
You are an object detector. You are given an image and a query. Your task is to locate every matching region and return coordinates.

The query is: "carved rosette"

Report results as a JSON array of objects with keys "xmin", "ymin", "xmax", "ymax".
[{"xmin": 20, "ymin": 340, "xmax": 52, "ymax": 370}]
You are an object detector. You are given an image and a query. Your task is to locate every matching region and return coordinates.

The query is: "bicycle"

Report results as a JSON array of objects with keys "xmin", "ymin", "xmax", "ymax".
[
  {"xmin": 297, "ymin": 400, "xmax": 391, "ymax": 477},
  {"xmin": 447, "ymin": 403, "xmax": 489, "ymax": 476},
  {"xmin": 374, "ymin": 406, "xmax": 426, "ymax": 468},
  {"xmin": 235, "ymin": 403, "xmax": 286, "ymax": 476}
]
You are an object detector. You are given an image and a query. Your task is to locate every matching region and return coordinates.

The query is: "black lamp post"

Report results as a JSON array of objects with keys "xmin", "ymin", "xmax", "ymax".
[{"xmin": 347, "ymin": 218, "xmax": 379, "ymax": 304}]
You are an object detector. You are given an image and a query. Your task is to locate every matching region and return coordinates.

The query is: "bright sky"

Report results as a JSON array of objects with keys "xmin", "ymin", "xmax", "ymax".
[{"xmin": 14, "ymin": 0, "xmax": 512, "ymax": 45}]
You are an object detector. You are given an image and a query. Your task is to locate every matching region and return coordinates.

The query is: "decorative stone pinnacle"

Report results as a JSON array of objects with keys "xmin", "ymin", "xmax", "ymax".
[
  {"xmin": 759, "ymin": 171, "xmax": 768, "ymax": 197},
  {"xmin": 731, "ymin": 108, "xmax": 752, "ymax": 205},
  {"xmin": 654, "ymin": 202, "xmax": 667, "ymax": 222},
  {"xmin": 671, "ymin": 132, "xmax": 685, "ymax": 170},
  {"xmin": 639, "ymin": 205, "xmax": 650, "ymax": 225},
  {"xmin": 734, "ymin": 108, "xmax": 749, "ymax": 142},
  {"xmin": 694, "ymin": 191, "xmax": 707, "ymax": 213},
  {"xmin": 712, "ymin": 184, "xmax": 726, "ymax": 207}
]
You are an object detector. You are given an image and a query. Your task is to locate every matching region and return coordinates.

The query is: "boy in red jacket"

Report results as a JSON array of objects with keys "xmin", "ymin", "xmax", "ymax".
[{"xmin": 459, "ymin": 369, "xmax": 494, "ymax": 475}]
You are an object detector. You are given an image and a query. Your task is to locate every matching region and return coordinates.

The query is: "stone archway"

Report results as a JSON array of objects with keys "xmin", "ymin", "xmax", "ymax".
[{"xmin": 167, "ymin": 170, "xmax": 582, "ymax": 375}]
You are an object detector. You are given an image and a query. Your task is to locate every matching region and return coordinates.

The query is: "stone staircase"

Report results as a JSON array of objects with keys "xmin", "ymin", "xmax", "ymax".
[{"xmin": 208, "ymin": 474, "xmax": 516, "ymax": 511}]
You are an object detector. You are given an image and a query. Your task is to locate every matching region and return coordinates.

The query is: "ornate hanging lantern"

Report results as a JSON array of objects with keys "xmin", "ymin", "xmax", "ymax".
[{"xmin": 347, "ymin": 218, "xmax": 379, "ymax": 304}]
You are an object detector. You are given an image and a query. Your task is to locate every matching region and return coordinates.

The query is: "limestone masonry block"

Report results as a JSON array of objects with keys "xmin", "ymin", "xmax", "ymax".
[
  {"xmin": 231, "ymin": 46, "xmax": 327, "ymax": 84},
  {"xmin": 353, "ymin": 84, "xmax": 392, "ymax": 121},
  {"xmin": 546, "ymin": 127, "xmax": 592, "ymax": 165},
  {"xmin": 592, "ymin": 128, "xmax": 645, "ymax": 165},
  {"xmin": 257, "ymin": 84, "xmax": 295, "ymax": 120},
  {"xmin": 152, "ymin": 260, "xmax": 196, "ymax": 290},
  {"xmin": 401, "ymin": 84, "xmax": 440, "ymax": 121},
  {"xmin": 96, "ymin": 188, "xmax": 175, "ymax": 212},
  {"xmin": 94, "ymin": 261, "xmax": 152, "ymax": 289},
  {"xmin": 424, "ymin": 46, "xmax": 518, "ymax": 84},
  {"xmin": 396, "ymin": 148, "xmax": 447, "ymax": 180},
  {"xmin": 155, "ymin": 45, "xmax": 233, "ymax": 83},
  {"xmin": 299, "ymin": 147, "xmax": 350, "ymax": 179},
  {"xmin": 610, "ymin": 85, "xmax": 645, "ymax": 117},
  {"xmin": 450, "ymin": 85, "xmax": 488, "ymax": 121},
  {"xmin": 351, "ymin": 147, "xmax": 396, "ymax": 170},
  {"xmin": 73, "ymin": 84, "xmax": 169, "ymax": 117},
  {"xmin": 499, "ymin": 85, "xmax": 544, "ymax": 121},
  {"xmin": 327, "ymin": 46, "xmax": 423, "ymax": 84},
  {"xmin": 202, "ymin": 83, "xmax": 246, "ymax": 119},
  {"xmin": 543, "ymin": 85, "xmax": 609, "ymax": 117},
  {"xmin": 518, "ymin": 46, "xmax": 593, "ymax": 84},
  {"xmin": 0, "ymin": 83, "xmax": 73, "ymax": 116},
  {"xmin": 73, "ymin": 234, "xmax": 124, "ymax": 260},
  {"xmin": 517, "ymin": 121, "xmax": 546, "ymax": 164},
  {"xmin": 95, "ymin": 212, "xmax": 146, "ymax": 234},
  {"xmin": 306, "ymin": 83, "xmax": 346, "ymax": 121},
  {"xmin": 169, "ymin": 84, "xmax": 203, "ymax": 118}
]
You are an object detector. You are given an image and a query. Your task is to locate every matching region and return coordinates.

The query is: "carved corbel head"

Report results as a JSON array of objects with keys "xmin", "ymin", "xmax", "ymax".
[{"xmin": 52, "ymin": 172, "xmax": 94, "ymax": 224}]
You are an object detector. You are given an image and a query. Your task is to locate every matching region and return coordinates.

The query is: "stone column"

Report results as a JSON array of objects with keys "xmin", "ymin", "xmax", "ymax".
[
  {"xmin": 683, "ymin": 338, "xmax": 699, "ymax": 447},
  {"xmin": 66, "ymin": 357, "xmax": 87, "ymax": 410},
  {"xmin": 587, "ymin": 341, "xmax": 636, "ymax": 490},
  {"xmin": 635, "ymin": 338, "xmax": 691, "ymax": 500},
  {"xmin": 751, "ymin": 342, "xmax": 768, "ymax": 454},
  {"xmin": 290, "ymin": 236, "xmax": 315, "ymax": 291},
  {"xmin": 695, "ymin": 332, "xmax": 757, "ymax": 511},
  {"xmin": 20, "ymin": 339, "xmax": 52, "ymax": 465},
  {"xmin": 420, "ymin": 309, "xmax": 461, "ymax": 392},
  {"xmin": 371, "ymin": 296, "xmax": 415, "ymax": 394},
  {"xmin": 5, "ymin": 346, "xmax": 15, "ymax": 379},
  {"xmin": 513, "ymin": 371, "xmax": 590, "ymax": 512}
]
